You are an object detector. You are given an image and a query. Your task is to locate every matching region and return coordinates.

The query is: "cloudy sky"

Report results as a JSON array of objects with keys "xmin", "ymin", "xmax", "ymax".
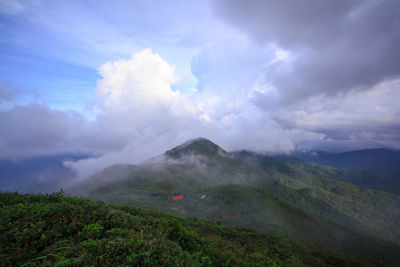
[{"xmin": 1, "ymin": 0, "xmax": 399, "ymax": 178}]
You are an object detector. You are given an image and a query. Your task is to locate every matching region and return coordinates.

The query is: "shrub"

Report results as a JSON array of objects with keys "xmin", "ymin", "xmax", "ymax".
[{"xmin": 78, "ymin": 223, "xmax": 104, "ymax": 239}]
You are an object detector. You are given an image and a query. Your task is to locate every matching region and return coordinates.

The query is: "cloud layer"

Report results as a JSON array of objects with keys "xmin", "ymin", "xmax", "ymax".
[
  {"xmin": 0, "ymin": 0, "xmax": 399, "ymax": 180},
  {"xmin": 65, "ymin": 49, "xmax": 315, "ymax": 178}
]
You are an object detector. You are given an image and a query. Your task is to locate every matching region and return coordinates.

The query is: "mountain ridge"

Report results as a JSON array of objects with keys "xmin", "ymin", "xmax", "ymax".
[{"xmin": 165, "ymin": 137, "xmax": 229, "ymax": 159}]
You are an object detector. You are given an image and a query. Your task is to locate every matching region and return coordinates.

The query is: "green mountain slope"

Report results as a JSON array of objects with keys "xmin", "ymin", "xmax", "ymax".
[
  {"xmin": 234, "ymin": 151, "xmax": 400, "ymax": 242},
  {"xmin": 286, "ymin": 155, "xmax": 400, "ymax": 196},
  {"xmin": 0, "ymin": 191, "xmax": 367, "ymax": 266},
  {"xmin": 267, "ymin": 151, "xmax": 400, "ymax": 196},
  {"xmin": 70, "ymin": 138, "xmax": 400, "ymax": 264},
  {"xmin": 296, "ymin": 149, "xmax": 400, "ymax": 179}
]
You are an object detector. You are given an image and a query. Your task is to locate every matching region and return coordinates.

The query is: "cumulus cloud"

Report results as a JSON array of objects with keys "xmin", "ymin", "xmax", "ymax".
[{"xmin": 65, "ymin": 49, "xmax": 314, "ymax": 178}]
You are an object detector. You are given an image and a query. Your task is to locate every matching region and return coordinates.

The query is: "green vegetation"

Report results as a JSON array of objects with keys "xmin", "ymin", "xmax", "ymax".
[
  {"xmin": 69, "ymin": 138, "xmax": 400, "ymax": 265},
  {"xmin": 296, "ymin": 149, "xmax": 400, "ymax": 180},
  {"xmin": 244, "ymin": 151, "xmax": 400, "ymax": 196},
  {"xmin": 235, "ymin": 151, "xmax": 400, "ymax": 244},
  {"xmin": 0, "ymin": 191, "xmax": 368, "ymax": 266}
]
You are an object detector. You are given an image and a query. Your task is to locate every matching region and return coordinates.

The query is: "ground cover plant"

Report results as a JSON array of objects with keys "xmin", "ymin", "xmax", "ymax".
[{"xmin": 0, "ymin": 191, "xmax": 370, "ymax": 266}]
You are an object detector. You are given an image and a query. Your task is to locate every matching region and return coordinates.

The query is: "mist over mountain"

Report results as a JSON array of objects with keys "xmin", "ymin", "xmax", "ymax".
[
  {"xmin": 69, "ymin": 138, "xmax": 400, "ymax": 264},
  {"xmin": 2, "ymin": 137, "xmax": 400, "ymax": 265},
  {"xmin": 165, "ymin": 137, "xmax": 229, "ymax": 159}
]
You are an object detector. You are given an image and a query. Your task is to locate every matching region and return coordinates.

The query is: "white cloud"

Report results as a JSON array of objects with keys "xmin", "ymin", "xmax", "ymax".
[
  {"xmin": 274, "ymin": 78, "xmax": 400, "ymax": 147},
  {"xmin": 97, "ymin": 49, "xmax": 185, "ymax": 110},
  {"xmin": 269, "ymin": 48, "xmax": 291, "ymax": 64},
  {"xmin": 64, "ymin": 49, "xmax": 308, "ymax": 179}
]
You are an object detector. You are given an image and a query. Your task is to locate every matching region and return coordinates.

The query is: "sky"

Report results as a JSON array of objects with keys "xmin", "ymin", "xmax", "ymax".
[{"xmin": 0, "ymin": 0, "xmax": 399, "ymax": 178}]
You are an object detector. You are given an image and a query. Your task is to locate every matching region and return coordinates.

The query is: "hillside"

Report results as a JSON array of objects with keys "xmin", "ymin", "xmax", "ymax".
[
  {"xmin": 235, "ymin": 150, "xmax": 400, "ymax": 196},
  {"xmin": 0, "ymin": 191, "xmax": 367, "ymax": 266},
  {"xmin": 296, "ymin": 149, "xmax": 400, "ymax": 179},
  {"xmin": 233, "ymin": 151, "xmax": 400, "ymax": 244},
  {"xmin": 70, "ymin": 138, "xmax": 400, "ymax": 264}
]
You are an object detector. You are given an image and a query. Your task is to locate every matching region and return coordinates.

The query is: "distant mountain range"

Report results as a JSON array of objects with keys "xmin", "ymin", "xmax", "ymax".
[
  {"xmin": 295, "ymin": 148, "xmax": 400, "ymax": 179},
  {"xmin": 0, "ymin": 154, "xmax": 88, "ymax": 193},
  {"xmin": 69, "ymin": 138, "xmax": 400, "ymax": 264}
]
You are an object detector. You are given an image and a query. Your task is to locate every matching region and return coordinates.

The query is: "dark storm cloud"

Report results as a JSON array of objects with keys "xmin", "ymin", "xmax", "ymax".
[
  {"xmin": 212, "ymin": 0, "xmax": 400, "ymax": 150},
  {"xmin": 214, "ymin": 0, "xmax": 400, "ymax": 102}
]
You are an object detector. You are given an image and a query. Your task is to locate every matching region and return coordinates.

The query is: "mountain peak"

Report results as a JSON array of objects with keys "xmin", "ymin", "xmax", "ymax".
[{"xmin": 165, "ymin": 137, "xmax": 228, "ymax": 158}]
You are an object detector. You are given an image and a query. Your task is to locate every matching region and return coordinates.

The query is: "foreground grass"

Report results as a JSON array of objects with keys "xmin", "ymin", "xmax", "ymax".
[{"xmin": 0, "ymin": 191, "xmax": 370, "ymax": 266}]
